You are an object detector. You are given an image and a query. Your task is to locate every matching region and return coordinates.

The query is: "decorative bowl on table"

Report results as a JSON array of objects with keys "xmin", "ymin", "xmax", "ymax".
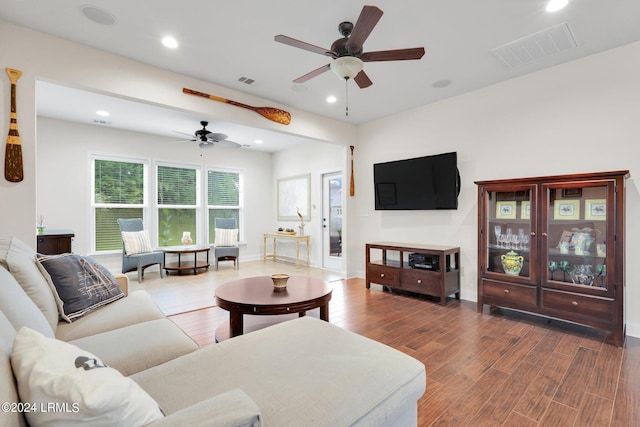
[{"xmin": 271, "ymin": 274, "xmax": 290, "ymax": 290}]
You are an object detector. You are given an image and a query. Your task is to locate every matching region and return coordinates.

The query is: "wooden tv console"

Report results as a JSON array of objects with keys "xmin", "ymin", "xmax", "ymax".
[{"xmin": 365, "ymin": 242, "xmax": 460, "ymax": 305}]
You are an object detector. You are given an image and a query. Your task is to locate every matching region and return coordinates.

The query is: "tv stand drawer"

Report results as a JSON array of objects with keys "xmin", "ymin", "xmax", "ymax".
[
  {"xmin": 400, "ymin": 269, "xmax": 439, "ymax": 294},
  {"xmin": 367, "ymin": 264, "xmax": 400, "ymax": 287}
]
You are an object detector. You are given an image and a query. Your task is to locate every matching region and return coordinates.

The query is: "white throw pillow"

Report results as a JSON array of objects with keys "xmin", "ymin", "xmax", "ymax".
[
  {"xmin": 214, "ymin": 228, "xmax": 238, "ymax": 247},
  {"xmin": 11, "ymin": 327, "xmax": 164, "ymax": 427},
  {"xmin": 121, "ymin": 230, "xmax": 152, "ymax": 255}
]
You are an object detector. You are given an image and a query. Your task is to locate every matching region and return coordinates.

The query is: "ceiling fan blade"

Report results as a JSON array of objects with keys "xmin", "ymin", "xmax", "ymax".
[
  {"xmin": 173, "ymin": 130, "xmax": 196, "ymax": 138},
  {"xmin": 346, "ymin": 5, "xmax": 383, "ymax": 54},
  {"xmin": 274, "ymin": 35, "xmax": 335, "ymax": 58},
  {"xmin": 360, "ymin": 47, "xmax": 426, "ymax": 62},
  {"xmin": 354, "ymin": 70, "xmax": 373, "ymax": 88},
  {"xmin": 208, "ymin": 132, "xmax": 228, "ymax": 141},
  {"xmin": 293, "ymin": 63, "xmax": 331, "ymax": 83},
  {"xmin": 168, "ymin": 139, "xmax": 195, "ymax": 144},
  {"xmin": 215, "ymin": 140, "xmax": 241, "ymax": 148}
]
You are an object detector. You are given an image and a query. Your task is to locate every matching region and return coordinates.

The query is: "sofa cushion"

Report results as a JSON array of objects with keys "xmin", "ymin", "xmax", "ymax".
[
  {"xmin": 69, "ymin": 319, "xmax": 198, "ymax": 376},
  {"xmin": 0, "ymin": 236, "xmax": 59, "ymax": 330},
  {"xmin": 11, "ymin": 327, "xmax": 165, "ymax": 427},
  {"xmin": 147, "ymin": 389, "xmax": 262, "ymax": 427},
  {"xmin": 132, "ymin": 317, "xmax": 426, "ymax": 426},
  {"xmin": 0, "ymin": 266, "xmax": 54, "ymax": 338},
  {"xmin": 0, "ymin": 310, "xmax": 26, "ymax": 427},
  {"xmin": 36, "ymin": 254, "xmax": 124, "ymax": 322},
  {"xmin": 55, "ymin": 290, "xmax": 166, "ymax": 341},
  {"xmin": 122, "ymin": 230, "xmax": 152, "ymax": 255}
]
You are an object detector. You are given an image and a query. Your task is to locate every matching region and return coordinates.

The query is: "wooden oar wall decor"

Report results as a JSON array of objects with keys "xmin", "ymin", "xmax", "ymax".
[
  {"xmin": 5, "ymin": 68, "xmax": 23, "ymax": 182},
  {"xmin": 350, "ymin": 145, "xmax": 355, "ymax": 197},
  {"xmin": 183, "ymin": 88, "xmax": 291, "ymax": 126}
]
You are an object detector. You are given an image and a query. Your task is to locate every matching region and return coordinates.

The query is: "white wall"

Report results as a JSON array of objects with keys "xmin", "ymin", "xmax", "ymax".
[
  {"xmin": 271, "ymin": 141, "xmax": 346, "ymax": 272},
  {"xmin": 349, "ymin": 40, "xmax": 640, "ymax": 337},
  {"xmin": 36, "ymin": 117, "xmax": 276, "ymax": 269}
]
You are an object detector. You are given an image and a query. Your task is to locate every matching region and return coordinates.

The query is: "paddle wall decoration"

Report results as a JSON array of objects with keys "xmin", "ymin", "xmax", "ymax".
[{"xmin": 5, "ymin": 68, "xmax": 24, "ymax": 182}]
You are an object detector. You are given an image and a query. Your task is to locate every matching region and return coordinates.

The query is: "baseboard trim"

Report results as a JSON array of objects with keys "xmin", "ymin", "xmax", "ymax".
[{"xmin": 626, "ymin": 321, "xmax": 640, "ymax": 339}]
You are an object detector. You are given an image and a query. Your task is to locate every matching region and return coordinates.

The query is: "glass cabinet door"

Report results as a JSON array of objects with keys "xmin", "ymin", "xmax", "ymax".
[
  {"xmin": 482, "ymin": 185, "xmax": 537, "ymax": 284},
  {"xmin": 541, "ymin": 181, "xmax": 614, "ymax": 297}
]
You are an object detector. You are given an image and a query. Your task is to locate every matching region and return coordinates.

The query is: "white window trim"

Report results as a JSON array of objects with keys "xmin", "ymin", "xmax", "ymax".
[
  {"xmin": 155, "ymin": 161, "xmax": 202, "ymax": 246},
  {"xmin": 90, "ymin": 154, "xmax": 149, "ymax": 254},
  {"xmin": 206, "ymin": 166, "xmax": 245, "ymax": 244}
]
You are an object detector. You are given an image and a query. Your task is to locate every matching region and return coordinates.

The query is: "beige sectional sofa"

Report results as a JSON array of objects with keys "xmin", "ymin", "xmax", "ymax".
[{"xmin": 1, "ymin": 236, "xmax": 426, "ymax": 426}]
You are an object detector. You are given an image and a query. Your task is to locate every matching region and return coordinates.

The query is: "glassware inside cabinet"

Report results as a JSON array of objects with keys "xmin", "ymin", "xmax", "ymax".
[
  {"xmin": 545, "ymin": 184, "xmax": 609, "ymax": 290},
  {"xmin": 485, "ymin": 189, "xmax": 532, "ymax": 278}
]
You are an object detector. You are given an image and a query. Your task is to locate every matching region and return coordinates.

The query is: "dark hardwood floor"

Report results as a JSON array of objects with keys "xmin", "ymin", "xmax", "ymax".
[{"xmin": 168, "ymin": 277, "xmax": 639, "ymax": 427}]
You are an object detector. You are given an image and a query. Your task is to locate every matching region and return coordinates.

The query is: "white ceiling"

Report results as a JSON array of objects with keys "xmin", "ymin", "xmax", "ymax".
[{"xmin": 3, "ymin": 0, "xmax": 640, "ymax": 151}]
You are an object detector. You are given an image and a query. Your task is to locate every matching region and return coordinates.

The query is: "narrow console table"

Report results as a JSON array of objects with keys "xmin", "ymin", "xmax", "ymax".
[
  {"xmin": 263, "ymin": 233, "xmax": 310, "ymax": 268},
  {"xmin": 162, "ymin": 245, "xmax": 210, "ymax": 275},
  {"xmin": 366, "ymin": 242, "xmax": 460, "ymax": 305}
]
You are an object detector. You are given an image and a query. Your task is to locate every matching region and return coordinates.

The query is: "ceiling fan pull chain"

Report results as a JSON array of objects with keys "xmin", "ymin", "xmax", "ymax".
[{"xmin": 345, "ymin": 78, "xmax": 349, "ymax": 116}]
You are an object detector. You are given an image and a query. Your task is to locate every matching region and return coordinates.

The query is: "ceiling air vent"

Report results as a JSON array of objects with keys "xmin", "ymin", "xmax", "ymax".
[
  {"xmin": 238, "ymin": 76, "xmax": 255, "ymax": 85},
  {"xmin": 491, "ymin": 22, "xmax": 578, "ymax": 69}
]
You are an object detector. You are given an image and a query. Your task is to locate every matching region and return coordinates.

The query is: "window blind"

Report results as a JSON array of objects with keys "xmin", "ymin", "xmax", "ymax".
[
  {"xmin": 95, "ymin": 160, "xmax": 144, "ymax": 204},
  {"xmin": 93, "ymin": 159, "xmax": 146, "ymax": 252},
  {"xmin": 158, "ymin": 165, "xmax": 197, "ymax": 206},
  {"xmin": 208, "ymin": 170, "xmax": 239, "ymax": 206}
]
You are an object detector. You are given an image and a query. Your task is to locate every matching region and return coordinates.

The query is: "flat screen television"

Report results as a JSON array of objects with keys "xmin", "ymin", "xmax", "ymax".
[{"xmin": 374, "ymin": 152, "xmax": 460, "ymax": 210}]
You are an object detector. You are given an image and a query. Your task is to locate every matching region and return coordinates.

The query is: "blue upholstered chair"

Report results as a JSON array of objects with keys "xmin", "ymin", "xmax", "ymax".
[
  {"xmin": 213, "ymin": 218, "xmax": 239, "ymax": 270},
  {"xmin": 117, "ymin": 218, "xmax": 164, "ymax": 283}
]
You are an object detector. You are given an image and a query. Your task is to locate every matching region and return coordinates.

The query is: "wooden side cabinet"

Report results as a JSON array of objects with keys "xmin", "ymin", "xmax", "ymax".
[
  {"xmin": 36, "ymin": 230, "xmax": 75, "ymax": 255},
  {"xmin": 475, "ymin": 170, "xmax": 628, "ymax": 346},
  {"xmin": 366, "ymin": 242, "xmax": 460, "ymax": 305}
]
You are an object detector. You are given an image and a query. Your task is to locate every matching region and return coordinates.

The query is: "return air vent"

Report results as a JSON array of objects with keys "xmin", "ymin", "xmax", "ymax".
[
  {"xmin": 238, "ymin": 76, "xmax": 255, "ymax": 85},
  {"xmin": 491, "ymin": 22, "xmax": 578, "ymax": 69},
  {"xmin": 92, "ymin": 119, "xmax": 112, "ymax": 125}
]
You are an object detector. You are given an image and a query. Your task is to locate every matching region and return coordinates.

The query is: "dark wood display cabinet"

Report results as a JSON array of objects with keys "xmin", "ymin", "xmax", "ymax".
[
  {"xmin": 475, "ymin": 171, "xmax": 629, "ymax": 347},
  {"xmin": 36, "ymin": 229, "xmax": 75, "ymax": 255},
  {"xmin": 366, "ymin": 242, "xmax": 460, "ymax": 305}
]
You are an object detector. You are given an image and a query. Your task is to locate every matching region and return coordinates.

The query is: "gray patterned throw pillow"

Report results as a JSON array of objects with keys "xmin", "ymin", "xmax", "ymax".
[{"xmin": 36, "ymin": 254, "xmax": 124, "ymax": 322}]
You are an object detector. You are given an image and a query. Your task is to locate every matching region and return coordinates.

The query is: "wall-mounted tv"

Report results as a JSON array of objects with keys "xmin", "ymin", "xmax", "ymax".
[{"xmin": 374, "ymin": 152, "xmax": 460, "ymax": 210}]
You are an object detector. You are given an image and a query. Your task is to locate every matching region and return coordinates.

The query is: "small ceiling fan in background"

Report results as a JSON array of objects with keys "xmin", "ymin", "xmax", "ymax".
[
  {"xmin": 274, "ymin": 5, "xmax": 425, "ymax": 88},
  {"xmin": 170, "ymin": 121, "xmax": 241, "ymax": 149}
]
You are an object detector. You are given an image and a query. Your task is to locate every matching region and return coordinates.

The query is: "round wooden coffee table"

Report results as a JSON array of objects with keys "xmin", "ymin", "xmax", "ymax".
[
  {"xmin": 162, "ymin": 245, "xmax": 210, "ymax": 275},
  {"xmin": 215, "ymin": 276, "xmax": 332, "ymax": 341}
]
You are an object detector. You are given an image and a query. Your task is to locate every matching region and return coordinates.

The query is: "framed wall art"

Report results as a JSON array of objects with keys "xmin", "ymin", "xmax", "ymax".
[
  {"xmin": 520, "ymin": 201, "xmax": 531, "ymax": 219},
  {"xmin": 554, "ymin": 199, "xmax": 580, "ymax": 220},
  {"xmin": 277, "ymin": 173, "xmax": 311, "ymax": 221},
  {"xmin": 585, "ymin": 199, "xmax": 606, "ymax": 221},
  {"xmin": 496, "ymin": 201, "xmax": 517, "ymax": 219}
]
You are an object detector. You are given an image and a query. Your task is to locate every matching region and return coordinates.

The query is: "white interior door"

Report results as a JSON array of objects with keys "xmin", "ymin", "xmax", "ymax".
[{"xmin": 322, "ymin": 172, "xmax": 342, "ymax": 271}]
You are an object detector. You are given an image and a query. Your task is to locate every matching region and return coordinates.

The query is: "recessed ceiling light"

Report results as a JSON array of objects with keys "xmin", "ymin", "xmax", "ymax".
[
  {"xmin": 326, "ymin": 95, "xmax": 337, "ymax": 103},
  {"xmin": 81, "ymin": 5, "xmax": 117, "ymax": 26},
  {"xmin": 162, "ymin": 36, "xmax": 179, "ymax": 49},
  {"xmin": 255, "ymin": 139, "xmax": 263, "ymax": 144},
  {"xmin": 546, "ymin": 0, "xmax": 568, "ymax": 12},
  {"xmin": 432, "ymin": 79, "xmax": 452, "ymax": 88},
  {"xmin": 96, "ymin": 110, "xmax": 110, "ymax": 117}
]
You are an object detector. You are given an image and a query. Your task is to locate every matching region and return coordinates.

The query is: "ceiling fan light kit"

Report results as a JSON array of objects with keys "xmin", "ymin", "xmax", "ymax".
[{"xmin": 330, "ymin": 57, "xmax": 364, "ymax": 80}]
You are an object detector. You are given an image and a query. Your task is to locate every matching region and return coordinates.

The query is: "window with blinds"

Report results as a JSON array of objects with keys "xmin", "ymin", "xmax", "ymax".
[
  {"xmin": 208, "ymin": 168, "xmax": 243, "ymax": 244},
  {"xmin": 93, "ymin": 157, "xmax": 146, "ymax": 252},
  {"xmin": 157, "ymin": 164, "xmax": 200, "ymax": 246}
]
